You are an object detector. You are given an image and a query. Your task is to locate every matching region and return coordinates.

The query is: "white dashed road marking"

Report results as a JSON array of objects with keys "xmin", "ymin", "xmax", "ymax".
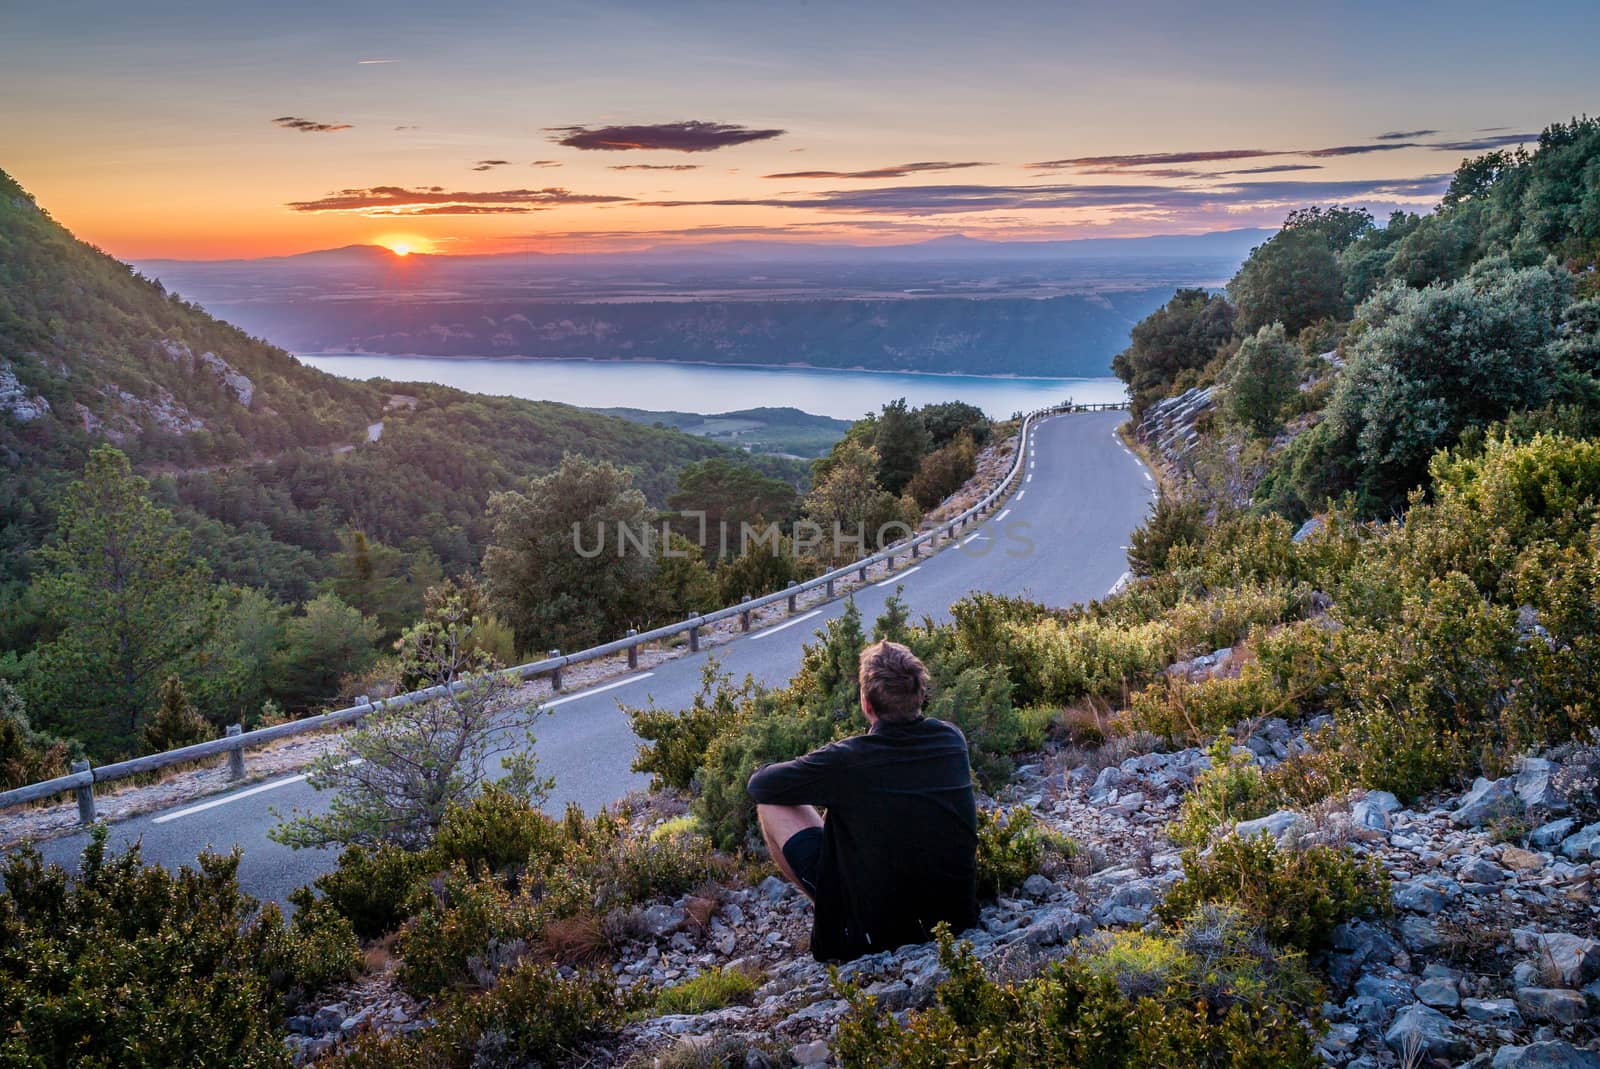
[
  {"xmin": 542, "ymin": 673, "xmax": 655, "ymax": 708},
  {"xmin": 153, "ymin": 771, "xmax": 324, "ymax": 823},
  {"xmin": 876, "ymin": 566, "xmax": 922, "ymax": 587},
  {"xmin": 750, "ymin": 610, "xmax": 822, "ymax": 641}
]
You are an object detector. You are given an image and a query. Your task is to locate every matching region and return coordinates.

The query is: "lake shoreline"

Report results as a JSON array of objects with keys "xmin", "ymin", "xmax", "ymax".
[
  {"xmin": 297, "ymin": 353, "xmax": 1128, "ymax": 421},
  {"xmin": 294, "ymin": 350, "xmax": 1113, "ymax": 385}
]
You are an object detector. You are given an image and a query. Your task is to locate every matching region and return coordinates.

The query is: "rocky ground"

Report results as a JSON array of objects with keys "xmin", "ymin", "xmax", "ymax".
[{"xmin": 285, "ymin": 645, "xmax": 1599, "ymax": 1066}]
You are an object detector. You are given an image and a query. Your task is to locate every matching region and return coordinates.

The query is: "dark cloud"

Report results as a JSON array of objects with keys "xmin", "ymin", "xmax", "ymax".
[
  {"xmin": 764, "ymin": 161, "xmax": 989, "ymax": 180},
  {"xmin": 1303, "ymin": 142, "xmax": 1419, "ymax": 157},
  {"xmin": 1067, "ymin": 163, "xmax": 1321, "ymax": 178},
  {"xmin": 1430, "ymin": 132, "xmax": 1538, "ymax": 151},
  {"xmin": 529, "ymin": 160, "xmax": 563, "ymax": 167},
  {"xmin": 548, "ymin": 120, "xmax": 785, "ymax": 152},
  {"xmin": 273, "ymin": 116, "xmax": 352, "ymax": 133},
  {"xmin": 609, "ymin": 164, "xmax": 701, "ymax": 171},
  {"xmin": 287, "ymin": 185, "xmax": 632, "ymax": 215},
  {"xmin": 1376, "ymin": 129, "xmax": 1438, "ymax": 140},
  {"xmin": 639, "ymin": 175, "xmax": 1451, "ymax": 216},
  {"xmin": 472, "ymin": 160, "xmax": 511, "ymax": 171},
  {"xmin": 1030, "ymin": 149, "xmax": 1276, "ymax": 170},
  {"xmin": 1036, "ymin": 140, "xmax": 1427, "ymax": 170},
  {"xmin": 403, "ymin": 205, "xmax": 538, "ymax": 215},
  {"xmin": 394, "ymin": 124, "xmax": 420, "ymax": 131},
  {"xmin": 1216, "ymin": 164, "xmax": 1323, "ymax": 175}
]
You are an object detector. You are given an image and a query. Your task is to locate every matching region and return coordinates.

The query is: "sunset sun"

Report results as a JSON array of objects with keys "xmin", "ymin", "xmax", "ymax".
[{"xmin": 377, "ymin": 234, "xmax": 429, "ymax": 256}]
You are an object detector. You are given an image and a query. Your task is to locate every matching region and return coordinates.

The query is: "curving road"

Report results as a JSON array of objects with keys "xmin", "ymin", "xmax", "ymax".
[{"xmin": 33, "ymin": 411, "xmax": 1154, "ymax": 904}]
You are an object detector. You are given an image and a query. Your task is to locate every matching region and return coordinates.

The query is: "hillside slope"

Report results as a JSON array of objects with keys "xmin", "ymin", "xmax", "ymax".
[{"xmin": 0, "ymin": 168, "xmax": 800, "ymax": 600}]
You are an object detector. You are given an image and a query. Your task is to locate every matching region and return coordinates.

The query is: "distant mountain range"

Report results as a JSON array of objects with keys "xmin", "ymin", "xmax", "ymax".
[
  {"xmin": 139, "ymin": 228, "xmax": 1273, "ymax": 270},
  {"xmin": 134, "ymin": 230, "xmax": 1262, "ymax": 379}
]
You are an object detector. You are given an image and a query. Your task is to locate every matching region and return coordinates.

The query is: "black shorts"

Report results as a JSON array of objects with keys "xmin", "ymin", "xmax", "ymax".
[{"xmin": 781, "ymin": 825, "xmax": 823, "ymax": 897}]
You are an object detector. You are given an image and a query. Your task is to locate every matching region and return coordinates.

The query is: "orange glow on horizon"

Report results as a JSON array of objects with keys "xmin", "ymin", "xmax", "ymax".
[{"xmin": 375, "ymin": 233, "xmax": 433, "ymax": 257}]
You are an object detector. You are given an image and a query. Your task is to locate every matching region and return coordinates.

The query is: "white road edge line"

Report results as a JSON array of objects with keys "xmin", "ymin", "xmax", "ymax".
[
  {"xmin": 962, "ymin": 533, "xmax": 988, "ymax": 545},
  {"xmin": 543, "ymin": 672, "xmax": 656, "ymax": 708},
  {"xmin": 1025, "ymin": 473, "xmax": 1032, "ymax": 483},
  {"xmin": 1015, "ymin": 489, "xmax": 1026, "ymax": 500},
  {"xmin": 875, "ymin": 565, "xmax": 922, "ymax": 587},
  {"xmin": 1108, "ymin": 571, "xmax": 1133, "ymax": 596},
  {"xmin": 1142, "ymin": 471, "xmax": 1153, "ymax": 482},
  {"xmin": 994, "ymin": 508, "xmax": 1012, "ymax": 521},
  {"xmin": 750, "ymin": 609, "xmax": 822, "ymax": 640}
]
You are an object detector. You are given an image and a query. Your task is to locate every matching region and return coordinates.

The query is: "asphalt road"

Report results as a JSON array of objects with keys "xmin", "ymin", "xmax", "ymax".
[{"xmin": 32, "ymin": 411, "xmax": 1154, "ymax": 904}]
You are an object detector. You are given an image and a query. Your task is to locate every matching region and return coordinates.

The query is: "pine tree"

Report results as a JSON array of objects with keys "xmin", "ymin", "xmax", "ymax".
[
  {"xmin": 29, "ymin": 446, "xmax": 222, "ymax": 756},
  {"xmin": 141, "ymin": 676, "xmax": 213, "ymax": 753}
]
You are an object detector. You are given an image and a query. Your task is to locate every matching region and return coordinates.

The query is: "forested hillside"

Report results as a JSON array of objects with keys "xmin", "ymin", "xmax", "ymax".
[{"xmin": 1113, "ymin": 116, "xmax": 1600, "ymax": 518}]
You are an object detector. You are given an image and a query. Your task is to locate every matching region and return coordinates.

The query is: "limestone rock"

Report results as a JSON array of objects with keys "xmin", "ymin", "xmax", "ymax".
[
  {"xmin": 1531, "ymin": 932, "xmax": 1600, "ymax": 988},
  {"xmin": 1383, "ymin": 1004, "xmax": 1466, "ymax": 1060},
  {"xmin": 1492, "ymin": 1042, "xmax": 1600, "ymax": 1069},
  {"xmin": 1452, "ymin": 776, "xmax": 1520, "ymax": 826},
  {"xmin": 1515, "ymin": 987, "xmax": 1590, "ymax": 1023},
  {"xmin": 1559, "ymin": 823, "xmax": 1600, "ymax": 861}
]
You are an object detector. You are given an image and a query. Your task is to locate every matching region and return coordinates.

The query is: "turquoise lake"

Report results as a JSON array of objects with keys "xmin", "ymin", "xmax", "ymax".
[{"xmin": 297, "ymin": 354, "xmax": 1128, "ymax": 420}]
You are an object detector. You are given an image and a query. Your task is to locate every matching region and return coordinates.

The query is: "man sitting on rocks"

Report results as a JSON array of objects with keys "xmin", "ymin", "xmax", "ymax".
[{"xmin": 747, "ymin": 639, "xmax": 979, "ymax": 962}]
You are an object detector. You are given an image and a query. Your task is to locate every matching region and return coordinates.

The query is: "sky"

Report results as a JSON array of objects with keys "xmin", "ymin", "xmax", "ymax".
[{"xmin": 1, "ymin": 0, "xmax": 1594, "ymax": 260}]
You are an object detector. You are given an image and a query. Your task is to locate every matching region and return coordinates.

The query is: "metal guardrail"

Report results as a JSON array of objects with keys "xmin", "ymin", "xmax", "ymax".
[{"xmin": 1, "ymin": 400, "xmax": 1127, "ymax": 822}]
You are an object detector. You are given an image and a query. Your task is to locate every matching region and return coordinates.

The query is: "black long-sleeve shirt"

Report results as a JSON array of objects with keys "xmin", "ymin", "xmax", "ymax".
[{"xmin": 747, "ymin": 716, "xmax": 979, "ymax": 962}]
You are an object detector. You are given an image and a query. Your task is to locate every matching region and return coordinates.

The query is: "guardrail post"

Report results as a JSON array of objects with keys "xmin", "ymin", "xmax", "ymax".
[
  {"xmin": 826, "ymin": 578, "xmax": 835, "ymax": 598},
  {"xmin": 549, "ymin": 650, "xmax": 562, "ymax": 692},
  {"xmin": 225, "ymin": 724, "xmax": 245, "ymax": 780},
  {"xmin": 626, "ymin": 629, "xmax": 639, "ymax": 669},
  {"xmin": 787, "ymin": 592, "xmax": 797, "ymax": 612},
  {"xmin": 858, "ymin": 565, "xmax": 867, "ymax": 582},
  {"xmin": 912, "ymin": 540, "xmax": 921, "ymax": 558},
  {"xmin": 740, "ymin": 607, "xmax": 751, "ymax": 632},
  {"xmin": 687, "ymin": 618, "xmax": 700, "ymax": 652},
  {"xmin": 71, "ymin": 759, "xmax": 95, "ymax": 825}
]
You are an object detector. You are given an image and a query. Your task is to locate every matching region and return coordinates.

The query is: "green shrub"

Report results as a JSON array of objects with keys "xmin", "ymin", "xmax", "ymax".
[
  {"xmin": 1128, "ymin": 494, "xmax": 1205, "ymax": 577},
  {"xmin": 0, "ymin": 680, "xmax": 70, "ymax": 790},
  {"xmin": 606, "ymin": 825, "xmax": 722, "ymax": 903},
  {"xmin": 924, "ymin": 662, "xmax": 1020, "ymax": 790},
  {"xmin": 0, "ymin": 828, "xmax": 356, "ymax": 1068},
  {"xmin": 398, "ymin": 865, "xmax": 542, "ymax": 996},
  {"xmin": 948, "ymin": 591, "xmax": 1057, "ymax": 678},
  {"xmin": 299, "ymin": 841, "xmax": 436, "ymax": 941},
  {"xmin": 1159, "ymin": 835, "xmax": 1389, "ymax": 953},
  {"xmin": 261, "ymin": 897, "xmax": 365, "ymax": 999},
  {"xmin": 834, "ymin": 928, "xmax": 1322, "ymax": 1069},
  {"xmin": 976, "ymin": 809, "xmax": 1073, "ymax": 899},
  {"xmin": 1084, "ymin": 906, "xmax": 1318, "ymax": 1010},
  {"xmin": 1005, "ymin": 615, "xmax": 1173, "ymax": 707},
  {"xmin": 1168, "ymin": 742, "xmax": 1278, "ymax": 848},
  {"xmin": 1125, "ymin": 669, "xmax": 1283, "ymax": 746},
  {"xmin": 627, "ymin": 661, "xmax": 755, "ymax": 791},
  {"xmin": 1329, "ymin": 572, "xmax": 1520, "ymax": 798},
  {"xmin": 1015, "ymin": 704, "xmax": 1062, "ymax": 750},
  {"xmin": 654, "ymin": 965, "xmax": 761, "ymax": 1015},
  {"xmin": 331, "ymin": 960, "xmax": 625, "ymax": 1068},
  {"xmin": 434, "ymin": 784, "xmax": 566, "ymax": 877}
]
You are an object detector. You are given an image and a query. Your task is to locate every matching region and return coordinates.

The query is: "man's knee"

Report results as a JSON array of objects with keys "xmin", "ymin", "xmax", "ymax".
[{"xmin": 757, "ymin": 803, "xmax": 822, "ymax": 847}]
